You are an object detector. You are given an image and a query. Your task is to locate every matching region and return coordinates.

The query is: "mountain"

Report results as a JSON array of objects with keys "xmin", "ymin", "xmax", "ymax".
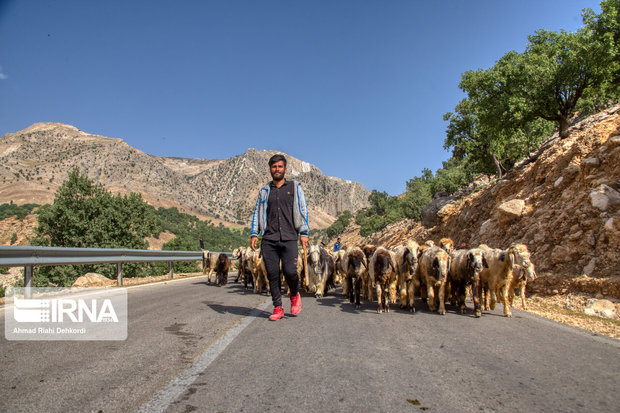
[{"xmin": 0, "ymin": 123, "xmax": 370, "ymax": 229}]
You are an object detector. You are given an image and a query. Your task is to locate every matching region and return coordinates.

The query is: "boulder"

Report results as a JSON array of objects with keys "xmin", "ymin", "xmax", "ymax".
[
  {"xmin": 421, "ymin": 195, "xmax": 455, "ymax": 228},
  {"xmin": 582, "ymin": 157, "xmax": 600, "ymax": 167},
  {"xmin": 497, "ymin": 199, "xmax": 525, "ymax": 228},
  {"xmin": 585, "ymin": 298, "xmax": 618, "ymax": 319},
  {"xmin": 589, "ymin": 184, "xmax": 620, "ymax": 212},
  {"xmin": 583, "ymin": 258, "xmax": 597, "ymax": 275},
  {"xmin": 72, "ymin": 273, "xmax": 116, "ymax": 288},
  {"xmin": 607, "ymin": 135, "xmax": 620, "ymax": 148},
  {"xmin": 479, "ymin": 219, "xmax": 494, "ymax": 237}
]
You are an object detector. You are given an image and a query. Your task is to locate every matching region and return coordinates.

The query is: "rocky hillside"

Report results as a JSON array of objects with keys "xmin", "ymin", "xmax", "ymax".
[
  {"xmin": 337, "ymin": 105, "xmax": 620, "ymax": 283},
  {"xmin": 0, "ymin": 123, "xmax": 369, "ymax": 229}
]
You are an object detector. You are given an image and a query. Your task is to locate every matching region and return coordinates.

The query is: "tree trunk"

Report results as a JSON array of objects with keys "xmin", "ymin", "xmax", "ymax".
[
  {"xmin": 492, "ymin": 154, "xmax": 505, "ymax": 179},
  {"xmin": 559, "ymin": 116, "xmax": 570, "ymax": 139}
]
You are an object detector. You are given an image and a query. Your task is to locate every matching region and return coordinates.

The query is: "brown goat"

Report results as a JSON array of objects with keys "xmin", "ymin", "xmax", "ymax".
[
  {"xmin": 369, "ymin": 247, "xmax": 396, "ymax": 314},
  {"xmin": 448, "ymin": 248, "xmax": 487, "ymax": 317},
  {"xmin": 508, "ymin": 260, "xmax": 537, "ymax": 310},
  {"xmin": 203, "ymin": 251, "xmax": 220, "ymax": 284},
  {"xmin": 393, "ymin": 241, "xmax": 420, "ymax": 312},
  {"xmin": 439, "ymin": 238, "xmax": 455, "ymax": 254},
  {"xmin": 361, "ymin": 245, "xmax": 378, "ymax": 299},
  {"xmin": 246, "ymin": 249, "xmax": 268, "ymax": 294},
  {"xmin": 333, "ymin": 248, "xmax": 348, "ymax": 297},
  {"xmin": 343, "ymin": 246, "xmax": 367, "ymax": 308},
  {"xmin": 419, "ymin": 246, "xmax": 451, "ymax": 315},
  {"xmin": 215, "ymin": 253, "xmax": 230, "ymax": 286},
  {"xmin": 479, "ymin": 243, "xmax": 533, "ymax": 317}
]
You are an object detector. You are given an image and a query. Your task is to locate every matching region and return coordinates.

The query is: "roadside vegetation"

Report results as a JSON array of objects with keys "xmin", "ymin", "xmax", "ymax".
[
  {"xmin": 0, "ymin": 202, "xmax": 39, "ymax": 220},
  {"xmin": 20, "ymin": 168, "xmax": 250, "ymax": 287}
]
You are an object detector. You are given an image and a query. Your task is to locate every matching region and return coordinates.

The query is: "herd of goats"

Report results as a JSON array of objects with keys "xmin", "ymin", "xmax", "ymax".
[{"xmin": 202, "ymin": 238, "xmax": 537, "ymax": 317}]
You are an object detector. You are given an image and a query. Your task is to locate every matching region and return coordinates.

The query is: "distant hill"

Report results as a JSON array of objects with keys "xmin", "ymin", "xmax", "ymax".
[{"xmin": 0, "ymin": 122, "xmax": 370, "ymax": 229}]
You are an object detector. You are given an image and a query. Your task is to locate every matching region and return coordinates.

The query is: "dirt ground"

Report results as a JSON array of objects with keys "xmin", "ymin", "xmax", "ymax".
[
  {"xmin": 1, "ymin": 270, "xmax": 618, "ymax": 339},
  {"xmin": 515, "ymin": 293, "xmax": 619, "ymax": 339}
]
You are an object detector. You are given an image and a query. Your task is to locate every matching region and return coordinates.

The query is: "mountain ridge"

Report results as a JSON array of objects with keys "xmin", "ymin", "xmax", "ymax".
[{"xmin": 0, "ymin": 123, "xmax": 370, "ymax": 229}]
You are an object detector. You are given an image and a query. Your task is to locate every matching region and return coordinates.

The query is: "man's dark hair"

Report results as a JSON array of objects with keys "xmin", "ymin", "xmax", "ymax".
[{"xmin": 268, "ymin": 154, "xmax": 287, "ymax": 167}]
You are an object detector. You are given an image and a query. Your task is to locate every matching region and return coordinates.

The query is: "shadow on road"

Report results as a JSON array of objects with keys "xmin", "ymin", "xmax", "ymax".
[{"xmin": 202, "ymin": 301, "xmax": 270, "ymax": 318}]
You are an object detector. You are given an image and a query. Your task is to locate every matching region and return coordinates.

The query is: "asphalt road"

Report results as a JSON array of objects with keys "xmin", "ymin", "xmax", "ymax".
[{"xmin": 1, "ymin": 274, "xmax": 618, "ymax": 413}]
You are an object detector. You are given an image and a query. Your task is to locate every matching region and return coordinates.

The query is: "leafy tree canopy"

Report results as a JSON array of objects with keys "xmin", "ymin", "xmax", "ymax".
[
  {"xmin": 0, "ymin": 202, "xmax": 40, "ymax": 220},
  {"xmin": 444, "ymin": 0, "xmax": 618, "ymax": 176},
  {"xmin": 33, "ymin": 168, "xmax": 153, "ymax": 249},
  {"xmin": 325, "ymin": 210, "xmax": 352, "ymax": 239}
]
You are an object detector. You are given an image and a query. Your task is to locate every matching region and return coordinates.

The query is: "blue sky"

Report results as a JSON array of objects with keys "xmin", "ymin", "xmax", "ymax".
[{"xmin": 0, "ymin": 0, "xmax": 601, "ymax": 195}]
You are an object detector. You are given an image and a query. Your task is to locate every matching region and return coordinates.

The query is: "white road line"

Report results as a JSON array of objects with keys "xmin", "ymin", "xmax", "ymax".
[{"xmin": 134, "ymin": 298, "xmax": 271, "ymax": 413}]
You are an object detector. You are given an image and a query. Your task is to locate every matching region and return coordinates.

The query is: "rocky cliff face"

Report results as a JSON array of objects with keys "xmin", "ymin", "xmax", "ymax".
[
  {"xmin": 337, "ymin": 105, "xmax": 620, "ymax": 280},
  {"xmin": 0, "ymin": 123, "xmax": 369, "ymax": 229}
]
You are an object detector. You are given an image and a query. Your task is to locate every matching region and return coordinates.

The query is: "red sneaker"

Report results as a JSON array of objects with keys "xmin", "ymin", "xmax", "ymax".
[
  {"xmin": 290, "ymin": 293, "xmax": 301, "ymax": 316},
  {"xmin": 269, "ymin": 306, "xmax": 284, "ymax": 321}
]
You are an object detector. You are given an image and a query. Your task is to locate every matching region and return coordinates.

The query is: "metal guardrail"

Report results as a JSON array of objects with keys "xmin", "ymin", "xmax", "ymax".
[
  {"xmin": 0, "ymin": 246, "xmax": 205, "ymax": 267},
  {"xmin": 0, "ymin": 246, "xmax": 235, "ymax": 297}
]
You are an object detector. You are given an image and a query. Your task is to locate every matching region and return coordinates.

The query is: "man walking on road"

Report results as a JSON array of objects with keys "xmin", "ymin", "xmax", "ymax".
[{"xmin": 250, "ymin": 154, "xmax": 309, "ymax": 321}]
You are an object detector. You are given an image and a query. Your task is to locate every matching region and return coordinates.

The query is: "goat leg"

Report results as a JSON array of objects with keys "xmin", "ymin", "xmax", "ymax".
[
  {"xmin": 438, "ymin": 284, "xmax": 446, "ymax": 315},
  {"xmin": 427, "ymin": 284, "xmax": 436, "ymax": 312},
  {"xmin": 500, "ymin": 284, "xmax": 512, "ymax": 317},
  {"xmin": 354, "ymin": 277, "xmax": 362, "ymax": 309},
  {"xmin": 376, "ymin": 284, "xmax": 383, "ymax": 314}
]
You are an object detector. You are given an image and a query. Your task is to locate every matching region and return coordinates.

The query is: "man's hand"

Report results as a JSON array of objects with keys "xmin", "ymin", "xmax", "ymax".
[
  {"xmin": 300, "ymin": 236, "xmax": 309, "ymax": 251},
  {"xmin": 250, "ymin": 236, "xmax": 258, "ymax": 251}
]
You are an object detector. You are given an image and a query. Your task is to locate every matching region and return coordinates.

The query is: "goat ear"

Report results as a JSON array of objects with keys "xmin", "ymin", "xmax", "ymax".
[{"xmin": 508, "ymin": 248, "xmax": 516, "ymax": 266}]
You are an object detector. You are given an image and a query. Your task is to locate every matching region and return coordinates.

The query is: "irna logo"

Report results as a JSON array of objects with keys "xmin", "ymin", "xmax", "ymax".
[{"xmin": 13, "ymin": 297, "xmax": 119, "ymax": 323}]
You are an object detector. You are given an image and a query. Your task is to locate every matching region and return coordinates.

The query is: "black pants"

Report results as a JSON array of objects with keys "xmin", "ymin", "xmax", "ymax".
[{"xmin": 261, "ymin": 239, "xmax": 299, "ymax": 308}]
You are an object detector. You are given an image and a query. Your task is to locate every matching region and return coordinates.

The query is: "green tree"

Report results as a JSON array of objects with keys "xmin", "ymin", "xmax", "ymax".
[
  {"xmin": 444, "ymin": 2, "xmax": 616, "ymax": 175},
  {"xmin": 32, "ymin": 168, "xmax": 156, "ymax": 286},
  {"xmin": 580, "ymin": 0, "xmax": 620, "ymax": 113},
  {"xmin": 446, "ymin": 53, "xmax": 555, "ymax": 177},
  {"xmin": 401, "ymin": 179, "xmax": 431, "ymax": 221},
  {"xmin": 0, "ymin": 202, "xmax": 39, "ymax": 220},
  {"xmin": 34, "ymin": 168, "xmax": 153, "ymax": 249},
  {"xmin": 431, "ymin": 157, "xmax": 477, "ymax": 196},
  {"xmin": 150, "ymin": 236, "xmax": 201, "ymax": 274},
  {"xmin": 355, "ymin": 191, "xmax": 404, "ymax": 236},
  {"xmin": 326, "ymin": 210, "xmax": 352, "ymax": 239},
  {"xmin": 523, "ymin": 26, "xmax": 616, "ymax": 137}
]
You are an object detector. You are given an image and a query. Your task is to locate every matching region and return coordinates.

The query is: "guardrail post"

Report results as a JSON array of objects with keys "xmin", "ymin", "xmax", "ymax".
[
  {"xmin": 24, "ymin": 265, "xmax": 32, "ymax": 298},
  {"xmin": 168, "ymin": 261, "xmax": 173, "ymax": 279},
  {"xmin": 117, "ymin": 263, "xmax": 123, "ymax": 286},
  {"xmin": 202, "ymin": 251, "xmax": 207, "ymax": 274}
]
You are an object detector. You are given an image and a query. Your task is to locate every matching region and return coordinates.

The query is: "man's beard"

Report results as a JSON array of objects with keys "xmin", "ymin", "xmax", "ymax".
[{"xmin": 271, "ymin": 171, "xmax": 284, "ymax": 182}]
